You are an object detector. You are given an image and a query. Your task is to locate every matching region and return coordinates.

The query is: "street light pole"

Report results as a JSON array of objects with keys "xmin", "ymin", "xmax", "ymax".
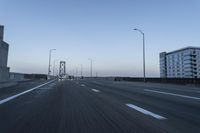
[
  {"xmin": 76, "ymin": 68, "xmax": 78, "ymax": 80},
  {"xmin": 48, "ymin": 49, "xmax": 56, "ymax": 79},
  {"xmin": 53, "ymin": 59, "xmax": 59, "ymax": 76},
  {"xmin": 88, "ymin": 59, "xmax": 93, "ymax": 77},
  {"xmin": 134, "ymin": 28, "xmax": 146, "ymax": 82},
  {"xmin": 81, "ymin": 64, "xmax": 83, "ymax": 77}
]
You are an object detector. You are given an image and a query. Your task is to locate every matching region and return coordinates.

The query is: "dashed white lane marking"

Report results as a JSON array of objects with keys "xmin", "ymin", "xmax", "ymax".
[
  {"xmin": 81, "ymin": 84, "xmax": 85, "ymax": 87},
  {"xmin": 91, "ymin": 89, "xmax": 100, "ymax": 93},
  {"xmin": 144, "ymin": 89, "xmax": 200, "ymax": 100},
  {"xmin": 126, "ymin": 104, "xmax": 167, "ymax": 120},
  {"xmin": 0, "ymin": 79, "xmax": 57, "ymax": 105}
]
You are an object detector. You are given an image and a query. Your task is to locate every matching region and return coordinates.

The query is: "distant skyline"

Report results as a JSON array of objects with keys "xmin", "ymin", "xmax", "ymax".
[{"xmin": 1, "ymin": 0, "xmax": 200, "ymax": 77}]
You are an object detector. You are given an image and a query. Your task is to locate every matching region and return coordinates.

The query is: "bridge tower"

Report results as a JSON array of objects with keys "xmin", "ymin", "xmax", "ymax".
[{"xmin": 59, "ymin": 61, "xmax": 66, "ymax": 78}]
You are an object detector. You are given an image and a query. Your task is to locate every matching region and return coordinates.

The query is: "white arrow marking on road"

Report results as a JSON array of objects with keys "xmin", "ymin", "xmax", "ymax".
[
  {"xmin": 0, "ymin": 79, "xmax": 57, "ymax": 105},
  {"xmin": 81, "ymin": 84, "xmax": 85, "ymax": 87},
  {"xmin": 144, "ymin": 89, "xmax": 200, "ymax": 100},
  {"xmin": 126, "ymin": 104, "xmax": 167, "ymax": 120},
  {"xmin": 91, "ymin": 89, "xmax": 100, "ymax": 93}
]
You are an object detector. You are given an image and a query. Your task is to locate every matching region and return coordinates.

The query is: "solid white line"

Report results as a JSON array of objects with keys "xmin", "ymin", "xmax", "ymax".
[
  {"xmin": 0, "ymin": 79, "xmax": 57, "ymax": 105},
  {"xmin": 126, "ymin": 104, "xmax": 166, "ymax": 120},
  {"xmin": 144, "ymin": 89, "xmax": 200, "ymax": 100},
  {"xmin": 91, "ymin": 89, "xmax": 100, "ymax": 93}
]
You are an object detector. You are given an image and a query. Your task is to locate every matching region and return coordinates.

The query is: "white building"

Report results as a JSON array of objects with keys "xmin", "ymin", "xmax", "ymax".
[
  {"xmin": 160, "ymin": 47, "xmax": 200, "ymax": 78},
  {"xmin": 0, "ymin": 25, "xmax": 10, "ymax": 81}
]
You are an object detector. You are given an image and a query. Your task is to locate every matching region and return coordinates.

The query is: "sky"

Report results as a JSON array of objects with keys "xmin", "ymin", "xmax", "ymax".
[{"xmin": 0, "ymin": 0, "xmax": 200, "ymax": 77}]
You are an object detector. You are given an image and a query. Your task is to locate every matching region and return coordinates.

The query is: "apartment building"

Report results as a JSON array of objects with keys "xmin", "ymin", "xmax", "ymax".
[{"xmin": 160, "ymin": 47, "xmax": 200, "ymax": 78}]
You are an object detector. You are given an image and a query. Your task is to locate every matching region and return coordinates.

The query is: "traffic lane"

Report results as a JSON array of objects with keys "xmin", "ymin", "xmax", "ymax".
[
  {"xmin": 64, "ymin": 80, "xmax": 170, "ymax": 133},
  {"xmin": 81, "ymin": 80, "xmax": 200, "ymax": 133},
  {"xmin": 81, "ymin": 80, "xmax": 200, "ymax": 119},
  {"xmin": 0, "ymin": 80, "xmax": 59, "ymax": 133},
  {"xmin": 0, "ymin": 80, "xmax": 47, "ymax": 100},
  {"xmin": 1, "ymin": 80, "xmax": 167, "ymax": 133},
  {"xmin": 86, "ymin": 79, "xmax": 200, "ymax": 97},
  {"xmin": 78, "ymin": 81, "xmax": 186, "ymax": 133},
  {"xmin": 82, "ymin": 80, "xmax": 200, "ymax": 106},
  {"xmin": 80, "ymin": 80, "xmax": 200, "ymax": 133}
]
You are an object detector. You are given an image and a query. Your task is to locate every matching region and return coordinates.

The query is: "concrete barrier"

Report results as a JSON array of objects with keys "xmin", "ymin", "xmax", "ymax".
[
  {"xmin": 114, "ymin": 77, "xmax": 200, "ymax": 85},
  {"xmin": 0, "ymin": 81, "xmax": 18, "ymax": 89}
]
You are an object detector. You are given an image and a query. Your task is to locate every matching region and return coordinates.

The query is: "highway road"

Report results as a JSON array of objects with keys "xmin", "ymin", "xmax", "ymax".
[{"xmin": 0, "ymin": 78, "xmax": 200, "ymax": 133}]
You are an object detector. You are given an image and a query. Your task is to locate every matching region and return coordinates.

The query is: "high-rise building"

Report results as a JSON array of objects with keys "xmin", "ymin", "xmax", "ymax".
[
  {"xmin": 160, "ymin": 47, "xmax": 200, "ymax": 78},
  {"xmin": 0, "ymin": 25, "xmax": 10, "ymax": 81}
]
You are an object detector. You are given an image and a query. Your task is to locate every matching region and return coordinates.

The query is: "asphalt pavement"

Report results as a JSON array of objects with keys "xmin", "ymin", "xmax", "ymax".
[{"xmin": 0, "ymin": 78, "xmax": 199, "ymax": 133}]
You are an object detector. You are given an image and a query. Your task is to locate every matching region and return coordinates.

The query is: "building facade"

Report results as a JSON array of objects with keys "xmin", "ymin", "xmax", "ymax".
[
  {"xmin": 160, "ymin": 47, "xmax": 200, "ymax": 78},
  {"xmin": 0, "ymin": 25, "xmax": 10, "ymax": 81}
]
